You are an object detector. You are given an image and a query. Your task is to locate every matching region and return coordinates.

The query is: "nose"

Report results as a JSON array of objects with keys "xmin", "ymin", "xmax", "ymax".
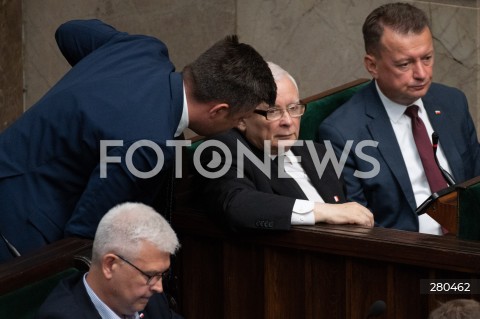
[
  {"xmin": 150, "ymin": 278, "xmax": 164, "ymax": 293},
  {"xmin": 412, "ymin": 61, "xmax": 426, "ymax": 80},
  {"xmin": 279, "ymin": 109, "xmax": 293, "ymax": 126}
]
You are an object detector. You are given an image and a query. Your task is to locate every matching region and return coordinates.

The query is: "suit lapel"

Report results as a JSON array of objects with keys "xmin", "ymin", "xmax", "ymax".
[
  {"xmin": 423, "ymin": 92, "xmax": 464, "ymax": 181},
  {"xmin": 236, "ymin": 131, "xmax": 345, "ymax": 203},
  {"xmin": 270, "ymin": 155, "xmax": 309, "ymax": 200},
  {"xmin": 292, "ymin": 144, "xmax": 345, "ymax": 203},
  {"xmin": 74, "ymin": 274, "xmax": 104, "ymax": 318},
  {"xmin": 232, "ymin": 131, "xmax": 308, "ymax": 200},
  {"xmin": 364, "ymin": 83, "xmax": 417, "ymax": 211}
]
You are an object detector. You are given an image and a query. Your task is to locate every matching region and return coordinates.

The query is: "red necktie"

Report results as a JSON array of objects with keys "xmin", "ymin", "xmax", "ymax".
[{"xmin": 404, "ymin": 105, "xmax": 447, "ymax": 193}]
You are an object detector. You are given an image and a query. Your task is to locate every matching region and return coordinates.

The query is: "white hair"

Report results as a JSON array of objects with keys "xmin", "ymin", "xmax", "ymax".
[
  {"xmin": 267, "ymin": 61, "xmax": 298, "ymax": 91},
  {"xmin": 91, "ymin": 202, "xmax": 180, "ymax": 262}
]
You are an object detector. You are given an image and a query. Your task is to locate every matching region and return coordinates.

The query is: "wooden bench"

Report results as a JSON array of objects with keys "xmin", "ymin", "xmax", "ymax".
[
  {"xmin": 0, "ymin": 237, "xmax": 92, "ymax": 318},
  {"xmin": 170, "ymin": 79, "xmax": 480, "ymax": 318}
]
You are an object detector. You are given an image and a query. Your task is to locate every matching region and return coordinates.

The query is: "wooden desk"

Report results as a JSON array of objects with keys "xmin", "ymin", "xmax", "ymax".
[
  {"xmin": 0, "ymin": 237, "xmax": 92, "ymax": 295},
  {"xmin": 172, "ymin": 207, "xmax": 480, "ymax": 319}
]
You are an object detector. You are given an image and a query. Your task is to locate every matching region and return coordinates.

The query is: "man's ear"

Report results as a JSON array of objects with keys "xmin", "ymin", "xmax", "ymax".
[
  {"xmin": 364, "ymin": 54, "xmax": 378, "ymax": 79},
  {"xmin": 237, "ymin": 118, "xmax": 247, "ymax": 132},
  {"xmin": 102, "ymin": 254, "xmax": 117, "ymax": 279},
  {"xmin": 208, "ymin": 103, "xmax": 229, "ymax": 119}
]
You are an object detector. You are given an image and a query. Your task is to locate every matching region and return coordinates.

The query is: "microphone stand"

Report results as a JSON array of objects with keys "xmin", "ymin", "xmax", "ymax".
[{"xmin": 432, "ymin": 132, "xmax": 456, "ymax": 186}]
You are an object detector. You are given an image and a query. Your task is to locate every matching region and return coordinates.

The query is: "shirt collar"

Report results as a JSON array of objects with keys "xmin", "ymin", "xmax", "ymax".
[
  {"xmin": 269, "ymin": 149, "xmax": 295, "ymax": 161},
  {"xmin": 374, "ymin": 81, "xmax": 425, "ymax": 123},
  {"xmin": 83, "ymin": 273, "xmax": 140, "ymax": 319},
  {"xmin": 174, "ymin": 82, "xmax": 189, "ymax": 137}
]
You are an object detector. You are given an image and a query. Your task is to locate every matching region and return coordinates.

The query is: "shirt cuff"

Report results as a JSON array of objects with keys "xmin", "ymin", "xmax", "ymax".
[{"xmin": 291, "ymin": 199, "xmax": 315, "ymax": 225}]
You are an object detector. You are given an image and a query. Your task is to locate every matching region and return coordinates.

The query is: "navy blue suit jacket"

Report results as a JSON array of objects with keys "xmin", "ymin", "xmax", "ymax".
[
  {"xmin": 0, "ymin": 20, "xmax": 183, "ymax": 261},
  {"xmin": 197, "ymin": 129, "xmax": 347, "ymax": 231},
  {"xmin": 35, "ymin": 272, "xmax": 183, "ymax": 319},
  {"xmin": 317, "ymin": 80, "xmax": 480, "ymax": 231}
]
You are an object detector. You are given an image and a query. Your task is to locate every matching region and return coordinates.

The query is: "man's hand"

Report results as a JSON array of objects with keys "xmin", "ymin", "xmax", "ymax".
[{"xmin": 313, "ymin": 202, "xmax": 374, "ymax": 227}]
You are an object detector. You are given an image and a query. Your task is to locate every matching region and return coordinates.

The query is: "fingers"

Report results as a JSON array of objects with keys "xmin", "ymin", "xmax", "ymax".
[
  {"xmin": 313, "ymin": 202, "xmax": 374, "ymax": 227},
  {"xmin": 345, "ymin": 202, "xmax": 374, "ymax": 227}
]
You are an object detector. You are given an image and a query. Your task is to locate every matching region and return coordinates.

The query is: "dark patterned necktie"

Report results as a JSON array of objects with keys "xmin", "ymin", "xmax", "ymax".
[{"xmin": 404, "ymin": 105, "xmax": 447, "ymax": 193}]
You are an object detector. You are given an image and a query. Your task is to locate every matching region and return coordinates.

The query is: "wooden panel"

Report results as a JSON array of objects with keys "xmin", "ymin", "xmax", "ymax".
[
  {"xmin": 300, "ymin": 78, "xmax": 370, "ymax": 104},
  {"xmin": 308, "ymin": 253, "xmax": 346, "ymax": 318},
  {"xmin": 264, "ymin": 247, "xmax": 306, "ymax": 318},
  {"xmin": 175, "ymin": 235, "xmax": 223, "ymax": 319},
  {"xmin": 0, "ymin": 237, "xmax": 92, "ymax": 295},
  {"xmin": 392, "ymin": 264, "xmax": 430, "ymax": 319},
  {"xmin": 347, "ymin": 259, "xmax": 389, "ymax": 319},
  {"xmin": 223, "ymin": 241, "xmax": 264, "ymax": 318},
  {"xmin": 172, "ymin": 209, "xmax": 480, "ymax": 318}
]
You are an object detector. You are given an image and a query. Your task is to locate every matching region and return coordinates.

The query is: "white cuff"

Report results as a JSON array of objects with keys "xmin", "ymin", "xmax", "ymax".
[{"xmin": 291, "ymin": 199, "xmax": 315, "ymax": 225}]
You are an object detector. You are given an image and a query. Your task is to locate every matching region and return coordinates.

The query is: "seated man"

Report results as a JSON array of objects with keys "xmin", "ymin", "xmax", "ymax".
[
  {"xmin": 318, "ymin": 3, "xmax": 480, "ymax": 234},
  {"xmin": 35, "ymin": 202, "xmax": 183, "ymax": 319},
  {"xmin": 195, "ymin": 62, "xmax": 373, "ymax": 231}
]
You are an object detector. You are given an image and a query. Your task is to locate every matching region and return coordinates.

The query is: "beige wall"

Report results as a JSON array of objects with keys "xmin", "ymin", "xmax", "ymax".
[
  {"xmin": 2, "ymin": 0, "xmax": 480, "ymax": 133},
  {"xmin": 22, "ymin": 0, "xmax": 236, "ymax": 110},
  {"xmin": 0, "ymin": 0, "xmax": 22, "ymax": 130},
  {"xmin": 237, "ymin": 0, "xmax": 480, "ymax": 124}
]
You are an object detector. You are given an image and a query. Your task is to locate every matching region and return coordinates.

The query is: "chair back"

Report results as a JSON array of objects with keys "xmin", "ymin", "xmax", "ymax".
[
  {"xmin": 299, "ymin": 79, "xmax": 370, "ymax": 140},
  {"xmin": 0, "ymin": 238, "xmax": 92, "ymax": 319}
]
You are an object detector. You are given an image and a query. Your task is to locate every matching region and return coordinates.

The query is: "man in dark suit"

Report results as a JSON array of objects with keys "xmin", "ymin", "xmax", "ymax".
[
  {"xmin": 0, "ymin": 19, "xmax": 276, "ymax": 261},
  {"xmin": 197, "ymin": 62, "xmax": 373, "ymax": 231},
  {"xmin": 36, "ymin": 202, "xmax": 183, "ymax": 319},
  {"xmin": 317, "ymin": 3, "xmax": 480, "ymax": 234}
]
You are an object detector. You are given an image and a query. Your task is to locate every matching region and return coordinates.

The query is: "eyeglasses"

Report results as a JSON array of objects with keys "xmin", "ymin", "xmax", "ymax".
[
  {"xmin": 114, "ymin": 254, "xmax": 170, "ymax": 286},
  {"xmin": 253, "ymin": 103, "xmax": 306, "ymax": 121}
]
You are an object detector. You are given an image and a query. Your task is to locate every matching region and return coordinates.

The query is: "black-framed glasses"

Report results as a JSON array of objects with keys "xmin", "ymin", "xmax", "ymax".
[
  {"xmin": 253, "ymin": 103, "xmax": 306, "ymax": 121},
  {"xmin": 114, "ymin": 254, "xmax": 170, "ymax": 286}
]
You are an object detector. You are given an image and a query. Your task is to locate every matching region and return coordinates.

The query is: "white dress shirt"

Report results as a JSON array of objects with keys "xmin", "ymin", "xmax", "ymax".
[
  {"xmin": 174, "ymin": 83, "xmax": 189, "ymax": 137},
  {"xmin": 275, "ymin": 150, "xmax": 325, "ymax": 225},
  {"xmin": 376, "ymin": 82, "xmax": 452, "ymax": 235}
]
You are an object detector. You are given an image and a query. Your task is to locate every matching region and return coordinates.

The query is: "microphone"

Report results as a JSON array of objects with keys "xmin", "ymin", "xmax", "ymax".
[
  {"xmin": 431, "ymin": 132, "xmax": 456, "ymax": 186},
  {"xmin": 366, "ymin": 300, "xmax": 386, "ymax": 318}
]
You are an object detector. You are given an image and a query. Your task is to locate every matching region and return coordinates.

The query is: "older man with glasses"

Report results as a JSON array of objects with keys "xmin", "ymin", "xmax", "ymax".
[
  {"xmin": 196, "ymin": 62, "xmax": 373, "ymax": 232},
  {"xmin": 35, "ymin": 202, "xmax": 183, "ymax": 319}
]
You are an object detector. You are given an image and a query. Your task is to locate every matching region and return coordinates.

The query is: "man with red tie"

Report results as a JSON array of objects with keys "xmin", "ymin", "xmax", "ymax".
[{"xmin": 318, "ymin": 3, "xmax": 480, "ymax": 234}]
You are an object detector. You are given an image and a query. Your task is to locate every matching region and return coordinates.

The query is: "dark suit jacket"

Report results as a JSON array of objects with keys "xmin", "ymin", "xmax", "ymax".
[
  {"xmin": 317, "ymin": 80, "xmax": 480, "ymax": 231},
  {"xmin": 35, "ymin": 272, "xmax": 183, "ymax": 319},
  {"xmin": 0, "ymin": 19, "xmax": 183, "ymax": 261},
  {"xmin": 197, "ymin": 128, "xmax": 347, "ymax": 231}
]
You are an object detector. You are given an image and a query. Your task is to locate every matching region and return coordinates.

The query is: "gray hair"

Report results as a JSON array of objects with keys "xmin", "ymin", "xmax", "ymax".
[
  {"xmin": 91, "ymin": 202, "xmax": 180, "ymax": 262},
  {"xmin": 267, "ymin": 61, "xmax": 298, "ymax": 92},
  {"xmin": 429, "ymin": 299, "xmax": 480, "ymax": 319}
]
